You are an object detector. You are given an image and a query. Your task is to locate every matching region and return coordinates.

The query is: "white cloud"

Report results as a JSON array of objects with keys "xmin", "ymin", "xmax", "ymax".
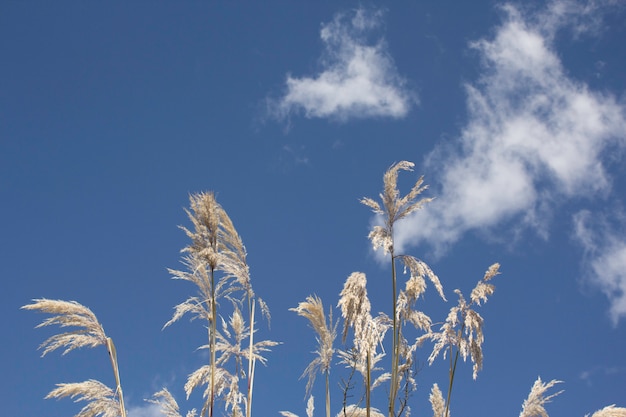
[
  {"xmin": 268, "ymin": 8, "xmax": 413, "ymax": 122},
  {"xmin": 573, "ymin": 210, "xmax": 626, "ymax": 325},
  {"xmin": 128, "ymin": 402, "xmax": 163, "ymax": 417},
  {"xmin": 393, "ymin": 1, "xmax": 626, "ymax": 255}
]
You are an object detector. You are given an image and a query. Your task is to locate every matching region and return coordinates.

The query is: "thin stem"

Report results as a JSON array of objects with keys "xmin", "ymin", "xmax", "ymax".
[
  {"xmin": 366, "ymin": 350, "xmax": 372, "ymax": 417},
  {"xmin": 106, "ymin": 338, "xmax": 127, "ymax": 417},
  {"xmin": 341, "ymin": 355, "xmax": 357, "ymax": 417},
  {"xmin": 209, "ymin": 266, "xmax": 217, "ymax": 417},
  {"xmin": 247, "ymin": 299, "xmax": 256, "ymax": 417},
  {"xmin": 325, "ymin": 369, "xmax": 331, "ymax": 417},
  {"xmin": 444, "ymin": 341, "xmax": 461, "ymax": 417},
  {"xmin": 389, "ymin": 247, "xmax": 399, "ymax": 417}
]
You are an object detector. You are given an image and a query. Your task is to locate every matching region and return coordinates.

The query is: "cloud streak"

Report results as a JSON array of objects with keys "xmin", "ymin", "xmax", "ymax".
[
  {"xmin": 574, "ymin": 210, "xmax": 626, "ymax": 325},
  {"xmin": 395, "ymin": 1, "xmax": 626, "ymax": 257},
  {"xmin": 268, "ymin": 8, "xmax": 413, "ymax": 122}
]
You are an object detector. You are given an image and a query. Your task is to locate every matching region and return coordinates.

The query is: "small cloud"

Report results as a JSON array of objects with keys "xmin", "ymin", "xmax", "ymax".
[
  {"xmin": 573, "ymin": 209, "xmax": 626, "ymax": 326},
  {"xmin": 267, "ymin": 7, "xmax": 414, "ymax": 122},
  {"xmin": 579, "ymin": 364, "xmax": 626, "ymax": 385},
  {"xmin": 391, "ymin": 1, "xmax": 626, "ymax": 256},
  {"xmin": 282, "ymin": 144, "xmax": 310, "ymax": 165},
  {"xmin": 128, "ymin": 402, "xmax": 163, "ymax": 417}
]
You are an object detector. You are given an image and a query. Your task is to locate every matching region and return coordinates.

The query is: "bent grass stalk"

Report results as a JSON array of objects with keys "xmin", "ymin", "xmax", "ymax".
[{"xmin": 21, "ymin": 299, "xmax": 127, "ymax": 417}]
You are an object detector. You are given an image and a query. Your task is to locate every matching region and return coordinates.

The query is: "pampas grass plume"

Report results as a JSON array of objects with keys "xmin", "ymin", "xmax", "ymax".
[
  {"xmin": 21, "ymin": 299, "xmax": 108, "ymax": 356},
  {"xmin": 519, "ymin": 377, "xmax": 563, "ymax": 417},
  {"xmin": 46, "ymin": 380, "xmax": 119, "ymax": 417}
]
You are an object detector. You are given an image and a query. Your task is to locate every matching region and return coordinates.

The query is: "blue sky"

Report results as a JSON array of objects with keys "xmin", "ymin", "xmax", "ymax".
[{"xmin": 2, "ymin": 1, "xmax": 625, "ymax": 417}]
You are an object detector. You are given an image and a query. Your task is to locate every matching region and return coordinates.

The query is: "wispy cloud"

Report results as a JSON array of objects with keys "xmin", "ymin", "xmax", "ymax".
[
  {"xmin": 393, "ymin": 1, "xmax": 625, "ymax": 256},
  {"xmin": 128, "ymin": 402, "xmax": 163, "ymax": 417},
  {"xmin": 579, "ymin": 364, "xmax": 626, "ymax": 386},
  {"xmin": 267, "ymin": 8, "xmax": 413, "ymax": 122},
  {"xmin": 573, "ymin": 209, "xmax": 626, "ymax": 325}
]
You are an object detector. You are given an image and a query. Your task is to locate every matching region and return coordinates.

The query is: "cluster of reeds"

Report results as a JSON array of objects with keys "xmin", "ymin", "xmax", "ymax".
[
  {"xmin": 22, "ymin": 192, "xmax": 277, "ymax": 417},
  {"xmin": 284, "ymin": 162, "xmax": 626, "ymax": 417},
  {"xmin": 23, "ymin": 163, "xmax": 625, "ymax": 417}
]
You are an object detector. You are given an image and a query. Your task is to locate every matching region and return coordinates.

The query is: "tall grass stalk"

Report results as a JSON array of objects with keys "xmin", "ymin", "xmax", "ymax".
[
  {"xmin": 291, "ymin": 295, "xmax": 337, "ymax": 417},
  {"xmin": 361, "ymin": 161, "xmax": 435, "ymax": 417},
  {"xmin": 165, "ymin": 192, "xmax": 276, "ymax": 417},
  {"xmin": 419, "ymin": 263, "xmax": 500, "ymax": 417},
  {"xmin": 21, "ymin": 299, "xmax": 127, "ymax": 417}
]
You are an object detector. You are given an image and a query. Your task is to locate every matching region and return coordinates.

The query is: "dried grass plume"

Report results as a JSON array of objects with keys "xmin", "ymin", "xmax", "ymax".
[
  {"xmin": 519, "ymin": 377, "xmax": 563, "ymax": 417},
  {"xmin": 21, "ymin": 299, "xmax": 108, "ymax": 356}
]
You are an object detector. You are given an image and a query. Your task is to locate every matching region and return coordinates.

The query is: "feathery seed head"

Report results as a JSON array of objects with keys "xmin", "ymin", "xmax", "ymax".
[
  {"xmin": 588, "ymin": 405, "xmax": 626, "ymax": 417},
  {"xmin": 46, "ymin": 380, "xmax": 120, "ymax": 417},
  {"xmin": 400, "ymin": 255, "xmax": 446, "ymax": 301},
  {"xmin": 147, "ymin": 388, "xmax": 184, "ymax": 417},
  {"xmin": 338, "ymin": 272, "xmax": 370, "ymax": 343},
  {"xmin": 184, "ymin": 192, "xmax": 222, "ymax": 269},
  {"xmin": 519, "ymin": 377, "xmax": 563, "ymax": 417},
  {"xmin": 291, "ymin": 295, "xmax": 337, "ymax": 394},
  {"xmin": 280, "ymin": 396, "xmax": 315, "ymax": 417},
  {"xmin": 362, "ymin": 161, "xmax": 433, "ymax": 254},
  {"xmin": 230, "ymin": 305, "xmax": 245, "ymax": 340},
  {"xmin": 182, "ymin": 192, "xmax": 253, "ymax": 294},
  {"xmin": 360, "ymin": 197, "xmax": 383, "ymax": 215},
  {"xmin": 470, "ymin": 281, "xmax": 494, "ymax": 306},
  {"xmin": 483, "ymin": 263, "xmax": 500, "ymax": 281},
  {"xmin": 22, "ymin": 299, "xmax": 108, "ymax": 356},
  {"xmin": 423, "ymin": 286, "xmax": 487, "ymax": 379},
  {"xmin": 306, "ymin": 395, "xmax": 315, "ymax": 417},
  {"xmin": 404, "ymin": 275, "xmax": 426, "ymax": 302},
  {"xmin": 385, "ymin": 161, "xmax": 432, "ymax": 222},
  {"xmin": 368, "ymin": 225, "xmax": 393, "ymax": 255},
  {"xmin": 429, "ymin": 383, "xmax": 445, "ymax": 417}
]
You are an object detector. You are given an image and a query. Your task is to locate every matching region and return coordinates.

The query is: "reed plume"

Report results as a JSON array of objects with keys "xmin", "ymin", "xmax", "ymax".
[
  {"xmin": 518, "ymin": 380, "xmax": 625, "ymax": 417},
  {"xmin": 22, "ymin": 299, "xmax": 127, "ymax": 417},
  {"xmin": 338, "ymin": 272, "xmax": 390, "ymax": 417},
  {"xmin": 419, "ymin": 263, "xmax": 500, "ymax": 417},
  {"xmin": 22, "ymin": 299, "xmax": 107, "ymax": 356},
  {"xmin": 519, "ymin": 377, "xmax": 563, "ymax": 417},
  {"xmin": 588, "ymin": 405, "xmax": 626, "ymax": 417},
  {"xmin": 280, "ymin": 395, "xmax": 315, "ymax": 417},
  {"xmin": 46, "ymin": 380, "xmax": 120, "ymax": 417},
  {"xmin": 291, "ymin": 295, "xmax": 337, "ymax": 417},
  {"xmin": 428, "ymin": 384, "xmax": 445, "ymax": 417},
  {"xmin": 147, "ymin": 388, "xmax": 198, "ymax": 417}
]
